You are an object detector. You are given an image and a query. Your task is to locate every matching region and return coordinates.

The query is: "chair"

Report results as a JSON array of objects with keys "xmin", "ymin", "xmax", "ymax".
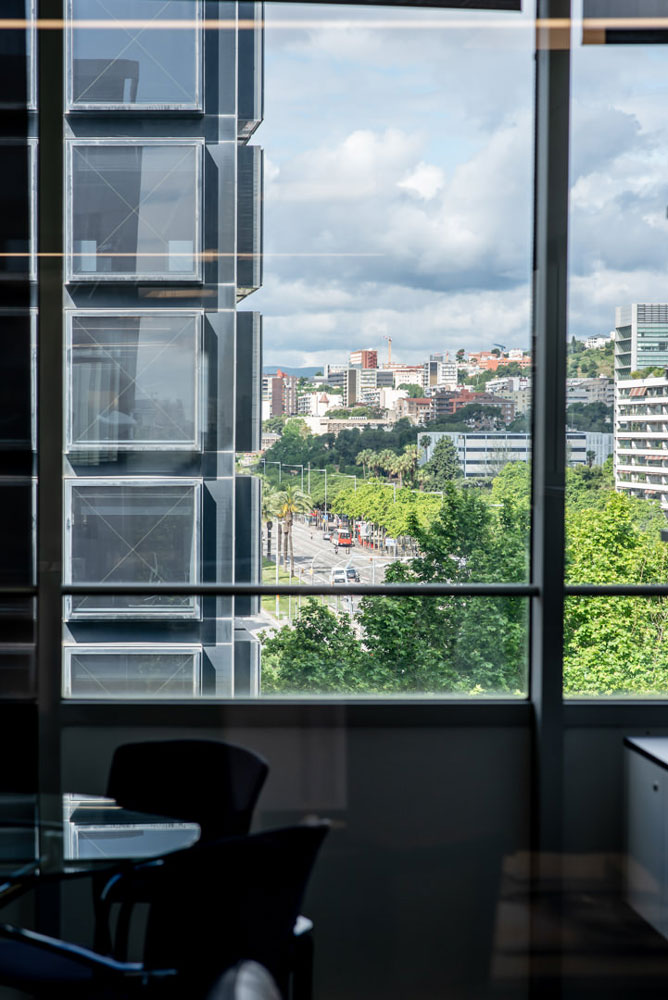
[
  {"xmin": 0, "ymin": 824, "xmax": 329, "ymax": 1000},
  {"xmin": 97, "ymin": 739, "xmax": 269, "ymax": 958},
  {"xmin": 106, "ymin": 739, "xmax": 269, "ymax": 840},
  {"xmin": 206, "ymin": 961, "xmax": 282, "ymax": 1000}
]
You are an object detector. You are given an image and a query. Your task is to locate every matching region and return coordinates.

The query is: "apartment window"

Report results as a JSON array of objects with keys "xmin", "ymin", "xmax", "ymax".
[
  {"xmin": 67, "ymin": 0, "xmax": 202, "ymax": 110},
  {"xmin": 65, "ymin": 480, "xmax": 200, "ymax": 619},
  {"xmin": 66, "ymin": 312, "xmax": 201, "ymax": 451},
  {"xmin": 63, "ymin": 645, "xmax": 202, "ymax": 698},
  {"xmin": 67, "ymin": 141, "xmax": 202, "ymax": 281}
]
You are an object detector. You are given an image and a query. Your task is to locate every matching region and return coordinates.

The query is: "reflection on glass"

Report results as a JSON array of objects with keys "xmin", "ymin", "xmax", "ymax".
[
  {"xmin": 0, "ymin": 144, "xmax": 34, "ymax": 281},
  {"xmin": 0, "ymin": 0, "xmax": 34, "ymax": 109},
  {"xmin": 68, "ymin": 313, "xmax": 200, "ymax": 450},
  {"xmin": 66, "ymin": 481, "xmax": 199, "ymax": 617},
  {"xmin": 69, "ymin": 143, "xmax": 200, "ymax": 280},
  {"xmin": 68, "ymin": 0, "xmax": 201, "ymax": 109},
  {"xmin": 64, "ymin": 647, "xmax": 201, "ymax": 698}
]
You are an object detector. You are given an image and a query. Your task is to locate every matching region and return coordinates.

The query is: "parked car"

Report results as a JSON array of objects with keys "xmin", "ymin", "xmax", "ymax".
[
  {"xmin": 330, "ymin": 568, "xmax": 347, "ymax": 584},
  {"xmin": 345, "ymin": 566, "xmax": 360, "ymax": 582},
  {"xmin": 322, "ymin": 528, "xmax": 333, "ymax": 541}
]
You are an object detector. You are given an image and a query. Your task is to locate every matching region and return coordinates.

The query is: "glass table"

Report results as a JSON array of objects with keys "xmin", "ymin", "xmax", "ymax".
[{"xmin": 0, "ymin": 793, "xmax": 200, "ymax": 897}]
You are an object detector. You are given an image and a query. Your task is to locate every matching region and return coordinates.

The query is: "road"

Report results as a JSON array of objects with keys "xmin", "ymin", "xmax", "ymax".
[{"xmin": 263, "ymin": 520, "xmax": 401, "ymax": 619}]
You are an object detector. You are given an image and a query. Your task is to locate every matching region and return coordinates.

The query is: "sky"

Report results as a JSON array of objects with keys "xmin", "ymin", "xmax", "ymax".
[{"xmin": 250, "ymin": 2, "xmax": 668, "ymax": 368}]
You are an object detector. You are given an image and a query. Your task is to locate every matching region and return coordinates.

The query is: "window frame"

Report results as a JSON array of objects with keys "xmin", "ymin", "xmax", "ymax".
[
  {"xmin": 65, "ymin": 0, "xmax": 204, "ymax": 113},
  {"xmin": 65, "ymin": 309, "xmax": 203, "ymax": 453},
  {"xmin": 62, "ymin": 643, "xmax": 203, "ymax": 698},
  {"xmin": 63, "ymin": 477, "xmax": 202, "ymax": 620},
  {"xmin": 65, "ymin": 138, "xmax": 204, "ymax": 283}
]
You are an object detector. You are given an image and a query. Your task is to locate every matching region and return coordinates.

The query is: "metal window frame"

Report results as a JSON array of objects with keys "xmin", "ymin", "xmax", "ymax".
[
  {"xmin": 65, "ymin": 308, "xmax": 203, "ymax": 452},
  {"xmin": 62, "ymin": 643, "xmax": 203, "ymax": 698},
  {"xmin": 65, "ymin": 138, "xmax": 204, "ymax": 283},
  {"xmin": 63, "ymin": 477, "xmax": 202, "ymax": 619},
  {"xmin": 65, "ymin": 0, "xmax": 204, "ymax": 113}
]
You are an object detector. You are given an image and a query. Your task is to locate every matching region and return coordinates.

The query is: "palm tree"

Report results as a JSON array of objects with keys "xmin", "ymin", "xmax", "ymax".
[
  {"xmin": 402, "ymin": 444, "xmax": 420, "ymax": 486},
  {"xmin": 378, "ymin": 449, "xmax": 397, "ymax": 479},
  {"xmin": 270, "ymin": 485, "xmax": 313, "ymax": 578},
  {"xmin": 355, "ymin": 449, "xmax": 375, "ymax": 478},
  {"xmin": 391, "ymin": 451, "xmax": 413, "ymax": 488}
]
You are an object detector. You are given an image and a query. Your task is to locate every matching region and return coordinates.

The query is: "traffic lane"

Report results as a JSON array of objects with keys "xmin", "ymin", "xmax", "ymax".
[{"xmin": 291, "ymin": 523, "xmax": 398, "ymax": 586}]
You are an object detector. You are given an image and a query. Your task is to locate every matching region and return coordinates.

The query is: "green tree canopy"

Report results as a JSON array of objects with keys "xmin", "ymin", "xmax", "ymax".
[{"xmin": 420, "ymin": 436, "xmax": 461, "ymax": 489}]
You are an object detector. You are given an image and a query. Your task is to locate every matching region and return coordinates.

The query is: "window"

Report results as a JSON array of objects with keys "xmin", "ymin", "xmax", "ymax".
[
  {"xmin": 67, "ymin": 0, "xmax": 202, "ymax": 110},
  {"xmin": 63, "ymin": 645, "xmax": 202, "ymax": 698},
  {"xmin": 65, "ymin": 480, "xmax": 200, "ymax": 618},
  {"xmin": 67, "ymin": 141, "xmax": 202, "ymax": 281},
  {"xmin": 66, "ymin": 312, "xmax": 201, "ymax": 452}
]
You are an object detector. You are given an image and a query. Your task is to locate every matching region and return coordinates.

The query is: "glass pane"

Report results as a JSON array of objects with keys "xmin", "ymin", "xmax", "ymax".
[
  {"xmin": 69, "ymin": 143, "xmax": 200, "ymax": 279},
  {"xmin": 69, "ymin": 0, "xmax": 201, "ymax": 109},
  {"xmin": 258, "ymin": 595, "xmax": 528, "ymax": 696},
  {"xmin": 0, "ymin": 144, "xmax": 34, "ymax": 281},
  {"xmin": 0, "ymin": 0, "xmax": 34, "ymax": 109},
  {"xmin": 64, "ymin": 647, "xmax": 200, "ymax": 698},
  {"xmin": 66, "ymin": 481, "xmax": 199, "ymax": 617},
  {"xmin": 68, "ymin": 313, "xmax": 199, "ymax": 450}
]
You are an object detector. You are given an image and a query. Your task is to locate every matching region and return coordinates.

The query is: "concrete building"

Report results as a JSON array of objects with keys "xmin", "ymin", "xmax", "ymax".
[
  {"xmin": 615, "ymin": 372, "xmax": 668, "ymax": 513},
  {"xmin": 586, "ymin": 333, "xmax": 614, "ymax": 350},
  {"xmin": 431, "ymin": 389, "xmax": 515, "ymax": 425},
  {"xmin": 615, "ymin": 304, "xmax": 668, "ymax": 380},
  {"xmin": 262, "ymin": 370, "xmax": 298, "ymax": 419},
  {"xmin": 566, "ymin": 377, "xmax": 614, "ymax": 408},
  {"xmin": 349, "ymin": 348, "xmax": 378, "ymax": 369},
  {"xmin": 420, "ymin": 431, "xmax": 613, "ymax": 479},
  {"xmin": 297, "ymin": 391, "xmax": 338, "ymax": 417},
  {"xmin": 342, "ymin": 367, "xmax": 394, "ymax": 407},
  {"xmin": 422, "ymin": 359, "xmax": 458, "ymax": 393},
  {"xmin": 395, "ymin": 397, "xmax": 433, "ymax": 424}
]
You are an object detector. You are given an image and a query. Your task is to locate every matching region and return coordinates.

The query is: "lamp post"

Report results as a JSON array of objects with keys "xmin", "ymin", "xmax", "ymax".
[
  {"xmin": 265, "ymin": 460, "xmax": 282, "ymax": 483},
  {"xmin": 311, "ymin": 468, "xmax": 328, "ymax": 519}
]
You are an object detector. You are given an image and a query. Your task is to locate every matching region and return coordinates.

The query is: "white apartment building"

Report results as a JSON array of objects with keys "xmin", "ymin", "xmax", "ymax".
[
  {"xmin": 420, "ymin": 431, "xmax": 613, "ymax": 479},
  {"xmin": 422, "ymin": 359, "xmax": 458, "ymax": 393},
  {"xmin": 485, "ymin": 376, "xmax": 530, "ymax": 394},
  {"xmin": 297, "ymin": 392, "xmax": 338, "ymax": 417},
  {"xmin": 616, "ymin": 373, "xmax": 668, "ymax": 513},
  {"xmin": 585, "ymin": 333, "xmax": 614, "ymax": 350}
]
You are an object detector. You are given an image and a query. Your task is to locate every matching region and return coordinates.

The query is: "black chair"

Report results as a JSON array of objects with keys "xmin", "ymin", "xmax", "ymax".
[
  {"xmin": 0, "ymin": 824, "xmax": 329, "ymax": 1000},
  {"xmin": 97, "ymin": 739, "xmax": 269, "ymax": 958},
  {"xmin": 106, "ymin": 739, "xmax": 269, "ymax": 840}
]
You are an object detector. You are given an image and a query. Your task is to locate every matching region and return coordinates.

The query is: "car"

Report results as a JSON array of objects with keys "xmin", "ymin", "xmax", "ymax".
[
  {"xmin": 345, "ymin": 566, "xmax": 360, "ymax": 582},
  {"xmin": 322, "ymin": 528, "xmax": 333, "ymax": 541},
  {"xmin": 330, "ymin": 568, "xmax": 347, "ymax": 584}
]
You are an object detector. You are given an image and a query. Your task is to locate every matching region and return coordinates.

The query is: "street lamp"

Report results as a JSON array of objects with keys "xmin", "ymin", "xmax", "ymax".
[
  {"xmin": 311, "ymin": 468, "xmax": 328, "ymax": 518},
  {"xmin": 265, "ymin": 460, "xmax": 282, "ymax": 483}
]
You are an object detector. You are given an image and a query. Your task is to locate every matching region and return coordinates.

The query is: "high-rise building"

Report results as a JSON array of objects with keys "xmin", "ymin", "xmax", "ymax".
[
  {"xmin": 615, "ymin": 304, "xmax": 668, "ymax": 380},
  {"xmin": 349, "ymin": 348, "xmax": 378, "ymax": 369},
  {"xmin": 422, "ymin": 359, "xmax": 458, "ymax": 393},
  {"xmin": 262, "ymin": 371, "xmax": 298, "ymax": 418},
  {"xmin": 342, "ymin": 367, "xmax": 393, "ymax": 406},
  {"xmin": 615, "ymin": 372, "xmax": 668, "ymax": 514},
  {"xmin": 60, "ymin": 1, "xmax": 265, "ymax": 699}
]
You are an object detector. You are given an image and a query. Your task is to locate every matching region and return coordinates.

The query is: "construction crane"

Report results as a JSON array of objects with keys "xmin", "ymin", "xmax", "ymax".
[
  {"xmin": 383, "ymin": 335, "xmax": 392, "ymax": 366},
  {"xmin": 493, "ymin": 343, "xmax": 507, "ymax": 353}
]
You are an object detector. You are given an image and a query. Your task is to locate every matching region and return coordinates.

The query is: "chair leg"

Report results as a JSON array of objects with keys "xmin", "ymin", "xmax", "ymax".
[{"xmin": 291, "ymin": 928, "xmax": 314, "ymax": 1000}]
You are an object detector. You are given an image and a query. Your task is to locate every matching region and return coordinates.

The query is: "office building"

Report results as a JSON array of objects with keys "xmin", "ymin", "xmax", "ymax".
[
  {"xmin": 615, "ymin": 304, "xmax": 668, "ymax": 379},
  {"xmin": 262, "ymin": 370, "xmax": 298, "ymax": 419},
  {"xmin": 57, "ymin": 1, "xmax": 265, "ymax": 699},
  {"xmin": 566, "ymin": 377, "xmax": 614, "ymax": 408},
  {"xmin": 616, "ymin": 372, "xmax": 668, "ymax": 513},
  {"xmin": 342, "ymin": 367, "xmax": 394, "ymax": 407},
  {"xmin": 420, "ymin": 430, "xmax": 613, "ymax": 478}
]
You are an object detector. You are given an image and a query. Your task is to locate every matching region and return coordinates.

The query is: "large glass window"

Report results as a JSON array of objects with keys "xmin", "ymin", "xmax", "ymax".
[
  {"xmin": 67, "ymin": 0, "xmax": 202, "ymax": 110},
  {"xmin": 0, "ymin": 0, "xmax": 35, "ymax": 110},
  {"xmin": 66, "ymin": 312, "xmax": 201, "ymax": 451},
  {"xmin": 65, "ymin": 480, "xmax": 200, "ymax": 618},
  {"xmin": 67, "ymin": 141, "xmax": 201, "ymax": 281}
]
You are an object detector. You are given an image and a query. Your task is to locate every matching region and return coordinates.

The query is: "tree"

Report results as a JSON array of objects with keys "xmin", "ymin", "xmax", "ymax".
[
  {"xmin": 268, "ymin": 485, "xmax": 313, "ymax": 577},
  {"xmin": 260, "ymin": 600, "xmax": 371, "ymax": 693},
  {"xmin": 397, "ymin": 383, "xmax": 424, "ymax": 398},
  {"xmin": 566, "ymin": 401, "xmax": 612, "ymax": 432},
  {"xmin": 420, "ymin": 437, "xmax": 461, "ymax": 489},
  {"xmin": 355, "ymin": 449, "xmax": 376, "ymax": 478},
  {"xmin": 261, "ymin": 482, "xmax": 278, "ymax": 558},
  {"xmin": 456, "ymin": 349, "xmax": 466, "ymax": 361}
]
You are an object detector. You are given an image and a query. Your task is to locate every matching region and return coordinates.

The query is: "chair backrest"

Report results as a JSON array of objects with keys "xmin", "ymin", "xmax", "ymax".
[
  {"xmin": 206, "ymin": 962, "xmax": 282, "ymax": 1000},
  {"xmin": 106, "ymin": 739, "xmax": 269, "ymax": 839},
  {"xmin": 110, "ymin": 823, "xmax": 328, "ymax": 996}
]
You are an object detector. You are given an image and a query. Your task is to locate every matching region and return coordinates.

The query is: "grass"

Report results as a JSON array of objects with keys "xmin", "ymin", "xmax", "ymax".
[{"xmin": 261, "ymin": 557, "xmax": 321, "ymax": 620}]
